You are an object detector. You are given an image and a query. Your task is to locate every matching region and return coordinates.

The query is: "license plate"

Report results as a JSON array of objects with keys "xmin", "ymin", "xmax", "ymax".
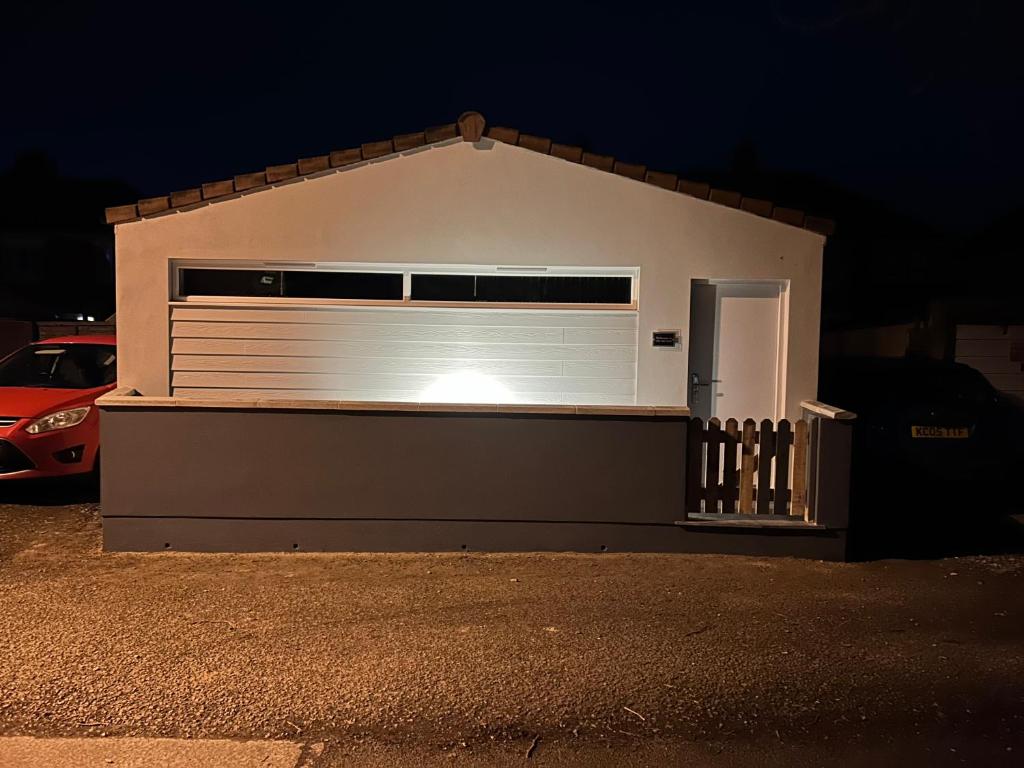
[{"xmin": 911, "ymin": 426, "xmax": 969, "ymax": 439}]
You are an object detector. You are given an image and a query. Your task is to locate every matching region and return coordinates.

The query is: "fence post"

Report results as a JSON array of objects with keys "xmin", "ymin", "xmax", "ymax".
[
  {"xmin": 685, "ymin": 417, "xmax": 705, "ymax": 519},
  {"xmin": 801, "ymin": 401, "xmax": 856, "ymax": 528}
]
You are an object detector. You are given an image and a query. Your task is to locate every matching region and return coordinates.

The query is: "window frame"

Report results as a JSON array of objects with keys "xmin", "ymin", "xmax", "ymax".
[{"xmin": 170, "ymin": 261, "xmax": 640, "ymax": 310}]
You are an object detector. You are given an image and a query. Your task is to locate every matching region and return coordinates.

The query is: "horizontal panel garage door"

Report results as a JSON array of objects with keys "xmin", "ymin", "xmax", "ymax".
[{"xmin": 170, "ymin": 304, "xmax": 638, "ymax": 405}]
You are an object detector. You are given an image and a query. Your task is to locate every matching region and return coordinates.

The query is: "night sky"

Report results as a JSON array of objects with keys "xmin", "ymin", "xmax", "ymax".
[{"xmin": 3, "ymin": 1, "xmax": 1021, "ymax": 233}]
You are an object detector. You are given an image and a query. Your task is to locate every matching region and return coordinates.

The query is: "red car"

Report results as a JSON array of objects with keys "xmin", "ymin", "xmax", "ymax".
[{"xmin": 0, "ymin": 335, "xmax": 117, "ymax": 480}]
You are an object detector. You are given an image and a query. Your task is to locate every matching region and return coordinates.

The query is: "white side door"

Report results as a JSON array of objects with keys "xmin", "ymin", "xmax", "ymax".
[{"xmin": 688, "ymin": 281, "xmax": 783, "ymax": 422}]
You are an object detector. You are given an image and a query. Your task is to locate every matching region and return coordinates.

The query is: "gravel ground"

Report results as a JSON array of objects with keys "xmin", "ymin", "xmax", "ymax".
[{"xmin": 0, "ymin": 491, "xmax": 1022, "ymax": 764}]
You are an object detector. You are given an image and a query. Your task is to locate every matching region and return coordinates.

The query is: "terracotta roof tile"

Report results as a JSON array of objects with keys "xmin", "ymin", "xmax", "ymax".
[
  {"xmin": 740, "ymin": 197, "xmax": 773, "ymax": 217},
  {"xmin": 425, "ymin": 123, "xmax": 458, "ymax": 142},
  {"xmin": 137, "ymin": 196, "xmax": 170, "ymax": 216},
  {"xmin": 393, "ymin": 132, "xmax": 426, "ymax": 151},
  {"xmin": 201, "ymin": 180, "xmax": 234, "ymax": 199},
  {"xmin": 170, "ymin": 188, "xmax": 202, "ymax": 207},
  {"xmin": 550, "ymin": 143, "xmax": 583, "ymax": 163},
  {"xmin": 234, "ymin": 172, "xmax": 266, "ymax": 192},
  {"xmin": 645, "ymin": 170, "xmax": 677, "ymax": 191},
  {"xmin": 708, "ymin": 188, "xmax": 742, "ymax": 208},
  {"xmin": 103, "ymin": 111, "xmax": 833, "ymax": 236},
  {"xmin": 677, "ymin": 179, "xmax": 710, "ymax": 199},
  {"xmin": 361, "ymin": 140, "xmax": 393, "ymax": 159},
  {"xmin": 772, "ymin": 206, "xmax": 805, "ymax": 226},
  {"xmin": 582, "ymin": 152, "xmax": 615, "ymax": 172},
  {"xmin": 487, "ymin": 126, "xmax": 520, "ymax": 144},
  {"xmin": 297, "ymin": 155, "xmax": 329, "ymax": 174},
  {"xmin": 614, "ymin": 161, "xmax": 646, "ymax": 181},
  {"xmin": 105, "ymin": 204, "xmax": 137, "ymax": 224},
  {"xmin": 518, "ymin": 134, "xmax": 552, "ymax": 154},
  {"xmin": 266, "ymin": 163, "xmax": 298, "ymax": 183},
  {"xmin": 329, "ymin": 148, "xmax": 362, "ymax": 168}
]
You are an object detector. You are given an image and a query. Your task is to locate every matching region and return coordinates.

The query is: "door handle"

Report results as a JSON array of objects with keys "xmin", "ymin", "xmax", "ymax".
[
  {"xmin": 691, "ymin": 374, "xmax": 722, "ymax": 385},
  {"xmin": 690, "ymin": 374, "xmax": 720, "ymax": 404},
  {"xmin": 690, "ymin": 373, "xmax": 707, "ymax": 402}
]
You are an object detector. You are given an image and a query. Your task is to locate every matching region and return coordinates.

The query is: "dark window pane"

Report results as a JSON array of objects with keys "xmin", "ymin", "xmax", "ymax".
[
  {"xmin": 0, "ymin": 344, "xmax": 117, "ymax": 389},
  {"xmin": 180, "ymin": 269, "xmax": 281, "ymax": 297},
  {"xmin": 411, "ymin": 274, "xmax": 476, "ymax": 301},
  {"xmin": 477, "ymin": 276, "xmax": 630, "ymax": 303},
  {"xmin": 179, "ymin": 269, "xmax": 403, "ymax": 300},
  {"xmin": 410, "ymin": 274, "xmax": 631, "ymax": 304},
  {"xmin": 283, "ymin": 271, "xmax": 403, "ymax": 300}
]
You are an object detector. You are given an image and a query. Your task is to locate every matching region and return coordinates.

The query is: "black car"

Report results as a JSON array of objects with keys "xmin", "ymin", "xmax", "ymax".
[{"xmin": 819, "ymin": 357, "xmax": 1022, "ymax": 530}]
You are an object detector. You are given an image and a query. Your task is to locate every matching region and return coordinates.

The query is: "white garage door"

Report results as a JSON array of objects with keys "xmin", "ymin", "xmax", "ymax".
[{"xmin": 169, "ymin": 303, "xmax": 638, "ymax": 405}]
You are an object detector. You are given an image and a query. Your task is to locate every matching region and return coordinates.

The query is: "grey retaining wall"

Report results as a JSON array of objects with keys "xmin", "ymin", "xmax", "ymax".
[{"xmin": 99, "ymin": 403, "xmax": 846, "ymax": 559}]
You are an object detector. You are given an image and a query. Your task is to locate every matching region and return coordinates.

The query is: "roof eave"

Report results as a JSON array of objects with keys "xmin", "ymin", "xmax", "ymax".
[{"xmin": 105, "ymin": 111, "xmax": 836, "ymax": 237}]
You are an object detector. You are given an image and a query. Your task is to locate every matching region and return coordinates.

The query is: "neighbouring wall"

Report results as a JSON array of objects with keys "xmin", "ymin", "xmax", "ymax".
[{"xmin": 113, "ymin": 139, "xmax": 825, "ymax": 418}]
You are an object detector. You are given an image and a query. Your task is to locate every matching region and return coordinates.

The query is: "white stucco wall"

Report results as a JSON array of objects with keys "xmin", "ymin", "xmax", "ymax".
[{"xmin": 113, "ymin": 139, "xmax": 825, "ymax": 418}]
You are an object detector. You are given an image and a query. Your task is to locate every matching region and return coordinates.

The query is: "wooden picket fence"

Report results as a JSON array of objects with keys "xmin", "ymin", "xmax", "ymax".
[{"xmin": 686, "ymin": 417, "xmax": 811, "ymax": 521}]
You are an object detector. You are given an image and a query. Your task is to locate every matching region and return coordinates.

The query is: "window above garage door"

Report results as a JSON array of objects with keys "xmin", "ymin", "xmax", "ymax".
[
  {"xmin": 173, "ymin": 262, "xmax": 638, "ymax": 309},
  {"xmin": 169, "ymin": 261, "xmax": 640, "ymax": 405}
]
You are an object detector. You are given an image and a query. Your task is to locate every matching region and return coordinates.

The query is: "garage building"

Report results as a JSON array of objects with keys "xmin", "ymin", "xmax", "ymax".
[{"xmin": 99, "ymin": 112, "xmax": 852, "ymax": 557}]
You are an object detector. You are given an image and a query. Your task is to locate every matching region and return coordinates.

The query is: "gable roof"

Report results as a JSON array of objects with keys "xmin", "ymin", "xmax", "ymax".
[{"xmin": 104, "ymin": 111, "xmax": 835, "ymax": 236}]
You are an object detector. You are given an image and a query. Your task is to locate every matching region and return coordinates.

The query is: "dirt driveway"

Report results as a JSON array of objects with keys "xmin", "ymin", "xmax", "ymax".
[{"xmin": 0, "ymin": 489, "xmax": 1022, "ymax": 765}]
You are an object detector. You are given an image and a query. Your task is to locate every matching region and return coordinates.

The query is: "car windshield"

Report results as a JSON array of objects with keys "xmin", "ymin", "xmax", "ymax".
[{"xmin": 0, "ymin": 344, "xmax": 117, "ymax": 389}]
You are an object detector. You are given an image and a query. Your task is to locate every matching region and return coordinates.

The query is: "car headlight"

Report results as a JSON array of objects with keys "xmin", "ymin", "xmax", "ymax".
[{"xmin": 25, "ymin": 406, "xmax": 91, "ymax": 434}]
